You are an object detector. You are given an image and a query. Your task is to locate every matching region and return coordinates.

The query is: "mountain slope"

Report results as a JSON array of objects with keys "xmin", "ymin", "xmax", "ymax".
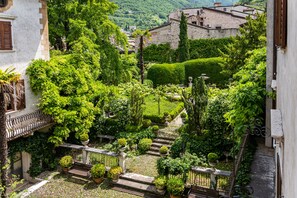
[{"xmin": 110, "ymin": 0, "xmax": 237, "ymax": 30}]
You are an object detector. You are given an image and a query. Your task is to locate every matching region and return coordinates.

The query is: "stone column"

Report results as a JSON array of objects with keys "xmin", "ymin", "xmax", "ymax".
[
  {"xmin": 119, "ymin": 152, "xmax": 126, "ymax": 173},
  {"xmin": 21, "ymin": 151, "xmax": 33, "ymax": 181},
  {"xmin": 82, "ymin": 147, "xmax": 88, "ymax": 164},
  {"xmin": 210, "ymin": 168, "xmax": 217, "ymax": 190}
]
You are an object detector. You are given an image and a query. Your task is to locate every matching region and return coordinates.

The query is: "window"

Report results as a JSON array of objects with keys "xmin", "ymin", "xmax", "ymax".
[
  {"xmin": 0, "ymin": 21, "xmax": 12, "ymax": 50},
  {"xmin": 274, "ymin": 0, "xmax": 287, "ymax": 48},
  {"xmin": 0, "ymin": 0, "xmax": 7, "ymax": 7},
  {"xmin": 4, "ymin": 80, "xmax": 26, "ymax": 112}
]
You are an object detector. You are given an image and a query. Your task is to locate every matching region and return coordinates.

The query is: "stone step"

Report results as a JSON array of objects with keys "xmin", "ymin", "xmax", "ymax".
[
  {"xmin": 149, "ymin": 147, "xmax": 161, "ymax": 152},
  {"xmin": 151, "ymin": 142, "xmax": 171, "ymax": 148},
  {"xmin": 146, "ymin": 151, "xmax": 161, "ymax": 157},
  {"xmin": 153, "ymin": 138, "xmax": 174, "ymax": 145},
  {"xmin": 113, "ymin": 178, "xmax": 165, "ymax": 197},
  {"xmin": 156, "ymin": 135, "xmax": 177, "ymax": 141},
  {"xmin": 120, "ymin": 173, "xmax": 154, "ymax": 185}
]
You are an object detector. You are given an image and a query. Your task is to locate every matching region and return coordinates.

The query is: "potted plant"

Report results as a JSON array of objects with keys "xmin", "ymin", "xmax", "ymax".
[
  {"xmin": 180, "ymin": 112, "xmax": 187, "ymax": 123},
  {"xmin": 159, "ymin": 145, "xmax": 169, "ymax": 157},
  {"xmin": 154, "ymin": 175, "xmax": 167, "ymax": 193},
  {"xmin": 80, "ymin": 133, "xmax": 89, "ymax": 146},
  {"xmin": 90, "ymin": 163, "xmax": 106, "ymax": 184},
  {"xmin": 167, "ymin": 177, "xmax": 185, "ymax": 198},
  {"xmin": 118, "ymin": 138, "xmax": 127, "ymax": 153},
  {"xmin": 207, "ymin": 152, "xmax": 219, "ymax": 167},
  {"xmin": 59, "ymin": 155, "xmax": 73, "ymax": 172},
  {"xmin": 108, "ymin": 166, "xmax": 123, "ymax": 182},
  {"xmin": 152, "ymin": 125, "xmax": 159, "ymax": 135}
]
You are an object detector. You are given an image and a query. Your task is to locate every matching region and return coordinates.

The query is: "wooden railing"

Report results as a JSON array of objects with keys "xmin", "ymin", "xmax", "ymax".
[
  {"xmin": 188, "ymin": 166, "xmax": 231, "ymax": 193},
  {"xmin": 6, "ymin": 110, "xmax": 53, "ymax": 141}
]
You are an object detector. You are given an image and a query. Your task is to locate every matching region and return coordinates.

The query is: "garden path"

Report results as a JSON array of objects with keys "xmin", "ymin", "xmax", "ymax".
[{"xmin": 249, "ymin": 138, "xmax": 275, "ymax": 198}]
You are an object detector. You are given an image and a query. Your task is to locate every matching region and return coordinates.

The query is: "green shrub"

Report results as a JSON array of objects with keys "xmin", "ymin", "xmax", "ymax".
[
  {"xmin": 138, "ymin": 138, "xmax": 153, "ymax": 153},
  {"xmin": 207, "ymin": 153, "xmax": 219, "ymax": 163},
  {"xmin": 142, "ymin": 119, "xmax": 152, "ymax": 128},
  {"xmin": 184, "ymin": 57, "xmax": 228, "ymax": 87},
  {"xmin": 180, "ymin": 112, "xmax": 187, "ymax": 118},
  {"xmin": 118, "ymin": 138, "xmax": 127, "ymax": 147},
  {"xmin": 167, "ymin": 177, "xmax": 185, "ymax": 196},
  {"xmin": 108, "ymin": 166, "xmax": 123, "ymax": 179},
  {"xmin": 154, "ymin": 175, "xmax": 167, "ymax": 189},
  {"xmin": 90, "ymin": 164, "xmax": 106, "ymax": 178},
  {"xmin": 151, "ymin": 125, "xmax": 159, "ymax": 132},
  {"xmin": 159, "ymin": 146, "xmax": 169, "ymax": 154},
  {"xmin": 147, "ymin": 63, "xmax": 185, "ymax": 87},
  {"xmin": 143, "ymin": 43, "xmax": 175, "ymax": 63},
  {"xmin": 79, "ymin": 133, "xmax": 89, "ymax": 142},
  {"xmin": 59, "ymin": 156, "xmax": 73, "ymax": 168}
]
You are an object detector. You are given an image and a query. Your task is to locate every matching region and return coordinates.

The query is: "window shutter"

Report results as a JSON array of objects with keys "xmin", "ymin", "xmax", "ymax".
[
  {"xmin": 16, "ymin": 79, "xmax": 26, "ymax": 110},
  {"xmin": 274, "ymin": 0, "xmax": 287, "ymax": 48},
  {"xmin": 0, "ymin": 21, "xmax": 12, "ymax": 50}
]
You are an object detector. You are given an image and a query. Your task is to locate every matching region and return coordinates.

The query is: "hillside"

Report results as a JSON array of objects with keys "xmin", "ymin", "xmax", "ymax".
[{"xmin": 110, "ymin": 0, "xmax": 237, "ymax": 30}]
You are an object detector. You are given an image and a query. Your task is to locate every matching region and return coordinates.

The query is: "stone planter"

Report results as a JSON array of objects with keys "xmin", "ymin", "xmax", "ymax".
[
  {"xmin": 209, "ymin": 162, "xmax": 217, "ymax": 167},
  {"xmin": 181, "ymin": 118, "xmax": 186, "ymax": 123},
  {"xmin": 156, "ymin": 186, "xmax": 165, "ymax": 193},
  {"xmin": 112, "ymin": 174, "xmax": 120, "ymax": 182},
  {"xmin": 93, "ymin": 177, "xmax": 104, "ymax": 184},
  {"xmin": 81, "ymin": 139, "xmax": 89, "ymax": 146},
  {"xmin": 62, "ymin": 167, "xmax": 70, "ymax": 173},
  {"xmin": 160, "ymin": 152, "xmax": 168, "ymax": 157},
  {"xmin": 170, "ymin": 194, "xmax": 181, "ymax": 198}
]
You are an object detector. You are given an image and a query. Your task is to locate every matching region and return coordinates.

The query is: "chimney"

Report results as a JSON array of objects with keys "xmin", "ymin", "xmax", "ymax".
[{"xmin": 214, "ymin": 2, "xmax": 222, "ymax": 7}]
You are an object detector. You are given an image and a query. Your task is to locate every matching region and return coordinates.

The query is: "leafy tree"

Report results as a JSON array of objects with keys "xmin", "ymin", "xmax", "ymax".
[
  {"xmin": 0, "ymin": 68, "xmax": 20, "ymax": 198},
  {"xmin": 221, "ymin": 13, "xmax": 266, "ymax": 77},
  {"xmin": 132, "ymin": 29, "xmax": 151, "ymax": 84},
  {"xmin": 177, "ymin": 12, "xmax": 190, "ymax": 62},
  {"xmin": 129, "ymin": 84, "xmax": 145, "ymax": 126},
  {"xmin": 182, "ymin": 78, "xmax": 208, "ymax": 135}
]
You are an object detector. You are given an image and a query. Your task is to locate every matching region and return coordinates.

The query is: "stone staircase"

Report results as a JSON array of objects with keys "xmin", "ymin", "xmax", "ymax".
[
  {"xmin": 147, "ymin": 136, "xmax": 175, "ymax": 156},
  {"xmin": 111, "ymin": 173, "xmax": 165, "ymax": 198}
]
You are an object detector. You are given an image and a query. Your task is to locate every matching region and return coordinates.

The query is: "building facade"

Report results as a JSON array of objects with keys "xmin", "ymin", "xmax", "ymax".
[
  {"xmin": 0, "ymin": 0, "xmax": 52, "ymax": 180},
  {"xmin": 267, "ymin": 0, "xmax": 297, "ymax": 197}
]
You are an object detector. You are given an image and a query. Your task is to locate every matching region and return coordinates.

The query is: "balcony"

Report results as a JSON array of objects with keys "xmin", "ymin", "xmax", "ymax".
[{"xmin": 6, "ymin": 110, "xmax": 53, "ymax": 141}]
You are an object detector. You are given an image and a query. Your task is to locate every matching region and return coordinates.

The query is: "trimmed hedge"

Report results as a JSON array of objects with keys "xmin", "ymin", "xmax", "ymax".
[
  {"xmin": 147, "ymin": 57, "xmax": 228, "ymax": 88},
  {"xmin": 189, "ymin": 38, "xmax": 232, "ymax": 59},
  {"xmin": 147, "ymin": 63, "xmax": 185, "ymax": 87},
  {"xmin": 143, "ymin": 43, "xmax": 175, "ymax": 63},
  {"xmin": 184, "ymin": 57, "xmax": 229, "ymax": 87}
]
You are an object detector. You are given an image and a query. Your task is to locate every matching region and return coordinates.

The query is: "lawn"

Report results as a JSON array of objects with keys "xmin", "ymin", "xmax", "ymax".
[
  {"xmin": 28, "ymin": 174, "xmax": 138, "ymax": 198},
  {"xmin": 126, "ymin": 154, "xmax": 159, "ymax": 177}
]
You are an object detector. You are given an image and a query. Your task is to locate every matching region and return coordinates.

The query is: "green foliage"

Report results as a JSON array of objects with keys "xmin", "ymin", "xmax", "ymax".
[
  {"xmin": 184, "ymin": 57, "xmax": 229, "ymax": 87},
  {"xmin": 129, "ymin": 84, "xmax": 145, "ymax": 126},
  {"xmin": 222, "ymin": 13, "xmax": 266, "ymax": 76},
  {"xmin": 59, "ymin": 156, "xmax": 73, "ymax": 168},
  {"xmin": 108, "ymin": 166, "xmax": 123, "ymax": 178},
  {"xmin": 224, "ymin": 48, "xmax": 266, "ymax": 141},
  {"xmin": 79, "ymin": 133, "xmax": 89, "ymax": 142},
  {"xmin": 180, "ymin": 112, "xmax": 187, "ymax": 118},
  {"xmin": 182, "ymin": 78, "xmax": 208, "ymax": 134},
  {"xmin": 117, "ymin": 138, "xmax": 127, "ymax": 147},
  {"xmin": 178, "ymin": 12, "xmax": 190, "ymax": 62},
  {"xmin": 0, "ymin": 67, "xmax": 20, "ymax": 85},
  {"xmin": 143, "ymin": 43, "xmax": 175, "ymax": 63},
  {"xmin": 90, "ymin": 164, "xmax": 106, "ymax": 178},
  {"xmin": 147, "ymin": 63, "xmax": 185, "ymax": 87},
  {"xmin": 166, "ymin": 178, "xmax": 185, "ymax": 196},
  {"xmin": 207, "ymin": 153, "xmax": 219, "ymax": 163},
  {"xmin": 154, "ymin": 176, "xmax": 167, "ymax": 189},
  {"xmin": 138, "ymin": 138, "xmax": 153, "ymax": 153},
  {"xmin": 8, "ymin": 133, "xmax": 57, "ymax": 177},
  {"xmin": 152, "ymin": 125, "xmax": 159, "ymax": 132},
  {"xmin": 142, "ymin": 119, "xmax": 152, "ymax": 128},
  {"xmin": 189, "ymin": 38, "xmax": 233, "ymax": 59},
  {"xmin": 159, "ymin": 146, "xmax": 169, "ymax": 154},
  {"xmin": 116, "ymin": 128, "xmax": 156, "ymax": 147}
]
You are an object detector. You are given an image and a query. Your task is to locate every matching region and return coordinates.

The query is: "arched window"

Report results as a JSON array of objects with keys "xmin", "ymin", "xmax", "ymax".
[{"xmin": 0, "ymin": 0, "xmax": 7, "ymax": 7}]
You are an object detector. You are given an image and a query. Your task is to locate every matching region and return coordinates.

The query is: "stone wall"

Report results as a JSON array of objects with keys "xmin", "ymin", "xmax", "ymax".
[{"xmin": 0, "ymin": 0, "xmax": 49, "ymax": 118}]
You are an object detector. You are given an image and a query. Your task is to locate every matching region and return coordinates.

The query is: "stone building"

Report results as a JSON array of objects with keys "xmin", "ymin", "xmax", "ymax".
[
  {"xmin": 0, "ymin": 0, "xmax": 52, "ymax": 180},
  {"xmin": 144, "ymin": 4, "xmax": 263, "ymax": 49},
  {"xmin": 267, "ymin": 0, "xmax": 297, "ymax": 197}
]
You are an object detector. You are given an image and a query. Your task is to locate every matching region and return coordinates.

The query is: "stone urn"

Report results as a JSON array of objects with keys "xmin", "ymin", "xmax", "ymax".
[{"xmin": 81, "ymin": 139, "xmax": 89, "ymax": 146}]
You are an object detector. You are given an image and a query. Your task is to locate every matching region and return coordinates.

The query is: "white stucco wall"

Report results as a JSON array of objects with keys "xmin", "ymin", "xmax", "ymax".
[
  {"xmin": 275, "ymin": 0, "xmax": 297, "ymax": 197},
  {"xmin": 0, "ymin": 0, "xmax": 48, "ymax": 118}
]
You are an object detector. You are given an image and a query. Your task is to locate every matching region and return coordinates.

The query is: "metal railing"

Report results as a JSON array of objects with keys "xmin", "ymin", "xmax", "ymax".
[{"xmin": 6, "ymin": 110, "xmax": 53, "ymax": 141}]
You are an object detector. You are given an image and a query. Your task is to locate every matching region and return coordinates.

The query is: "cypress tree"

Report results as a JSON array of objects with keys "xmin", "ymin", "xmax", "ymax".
[{"xmin": 178, "ymin": 12, "xmax": 190, "ymax": 62}]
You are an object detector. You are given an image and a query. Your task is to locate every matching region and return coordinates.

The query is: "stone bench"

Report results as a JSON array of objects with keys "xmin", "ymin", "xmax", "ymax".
[{"xmin": 68, "ymin": 162, "xmax": 92, "ymax": 179}]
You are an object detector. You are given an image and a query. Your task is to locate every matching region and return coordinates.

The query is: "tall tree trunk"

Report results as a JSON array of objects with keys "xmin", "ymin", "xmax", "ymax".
[
  {"xmin": 139, "ymin": 36, "xmax": 144, "ymax": 84},
  {"xmin": 0, "ymin": 86, "xmax": 8, "ymax": 198}
]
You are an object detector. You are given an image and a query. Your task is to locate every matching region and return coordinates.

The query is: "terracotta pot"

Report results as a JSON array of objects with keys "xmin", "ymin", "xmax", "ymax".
[
  {"xmin": 170, "ymin": 194, "xmax": 181, "ymax": 198},
  {"xmin": 93, "ymin": 177, "xmax": 104, "ymax": 184},
  {"xmin": 112, "ymin": 174, "xmax": 120, "ymax": 182},
  {"xmin": 63, "ymin": 167, "xmax": 70, "ymax": 173}
]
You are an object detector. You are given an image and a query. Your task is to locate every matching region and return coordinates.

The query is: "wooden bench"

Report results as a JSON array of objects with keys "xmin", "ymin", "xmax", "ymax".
[
  {"xmin": 97, "ymin": 134, "xmax": 115, "ymax": 143},
  {"xmin": 188, "ymin": 185, "xmax": 220, "ymax": 198},
  {"xmin": 68, "ymin": 162, "xmax": 92, "ymax": 179}
]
